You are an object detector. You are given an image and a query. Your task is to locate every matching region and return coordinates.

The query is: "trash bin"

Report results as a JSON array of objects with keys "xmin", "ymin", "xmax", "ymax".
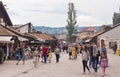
[{"xmin": 117, "ymin": 49, "xmax": 120, "ymax": 56}]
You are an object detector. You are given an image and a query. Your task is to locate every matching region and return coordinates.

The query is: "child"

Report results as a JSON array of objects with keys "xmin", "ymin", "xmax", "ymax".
[
  {"xmin": 72, "ymin": 45, "xmax": 77, "ymax": 60},
  {"xmin": 47, "ymin": 50, "xmax": 52, "ymax": 63},
  {"xmin": 100, "ymin": 51, "xmax": 108, "ymax": 77}
]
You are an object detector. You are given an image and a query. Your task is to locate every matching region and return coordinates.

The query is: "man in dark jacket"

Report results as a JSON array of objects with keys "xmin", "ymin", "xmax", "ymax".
[{"xmin": 113, "ymin": 44, "xmax": 117, "ymax": 54}]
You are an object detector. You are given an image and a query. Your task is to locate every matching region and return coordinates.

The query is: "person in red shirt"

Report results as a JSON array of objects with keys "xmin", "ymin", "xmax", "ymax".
[{"xmin": 42, "ymin": 45, "xmax": 48, "ymax": 63}]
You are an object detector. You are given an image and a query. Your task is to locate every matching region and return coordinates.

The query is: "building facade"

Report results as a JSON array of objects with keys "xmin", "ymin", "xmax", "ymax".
[{"xmin": 97, "ymin": 23, "xmax": 120, "ymax": 52}]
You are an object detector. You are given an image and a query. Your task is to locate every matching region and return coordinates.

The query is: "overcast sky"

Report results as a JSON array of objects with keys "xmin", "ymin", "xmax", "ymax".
[{"xmin": 1, "ymin": 0, "xmax": 120, "ymax": 27}]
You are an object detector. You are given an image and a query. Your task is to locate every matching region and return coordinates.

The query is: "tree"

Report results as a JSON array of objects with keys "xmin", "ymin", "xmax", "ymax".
[
  {"xmin": 66, "ymin": 3, "xmax": 77, "ymax": 42},
  {"xmin": 113, "ymin": 12, "xmax": 120, "ymax": 25}
]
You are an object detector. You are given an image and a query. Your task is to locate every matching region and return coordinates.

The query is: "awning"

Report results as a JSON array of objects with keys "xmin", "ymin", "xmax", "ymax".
[
  {"xmin": 0, "ymin": 36, "xmax": 14, "ymax": 43},
  {"xmin": 18, "ymin": 36, "xmax": 28, "ymax": 41},
  {"xmin": 84, "ymin": 39, "xmax": 91, "ymax": 43},
  {"xmin": 37, "ymin": 38, "xmax": 45, "ymax": 42}
]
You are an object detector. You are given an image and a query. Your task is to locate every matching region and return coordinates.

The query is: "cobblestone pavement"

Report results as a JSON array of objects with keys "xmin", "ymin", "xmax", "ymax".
[{"xmin": 0, "ymin": 52, "xmax": 120, "ymax": 77}]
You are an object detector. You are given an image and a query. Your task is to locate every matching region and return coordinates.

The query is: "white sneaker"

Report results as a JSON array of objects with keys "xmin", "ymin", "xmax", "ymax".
[{"xmin": 94, "ymin": 72, "xmax": 97, "ymax": 76}]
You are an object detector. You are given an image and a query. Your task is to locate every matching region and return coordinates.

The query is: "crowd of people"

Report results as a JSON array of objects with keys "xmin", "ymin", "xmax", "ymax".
[
  {"xmin": 14, "ymin": 42, "xmax": 109, "ymax": 77},
  {"xmin": 14, "ymin": 44, "xmax": 61, "ymax": 66},
  {"xmin": 67, "ymin": 43, "xmax": 108, "ymax": 77}
]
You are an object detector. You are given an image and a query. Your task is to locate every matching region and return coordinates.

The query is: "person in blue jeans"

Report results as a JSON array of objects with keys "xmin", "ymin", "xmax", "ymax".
[
  {"xmin": 88, "ymin": 44, "xmax": 93, "ymax": 68},
  {"xmin": 92, "ymin": 44, "xmax": 99, "ymax": 75},
  {"xmin": 92, "ymin": 56, "xmax": 98, "ymax": 74},
  {"xmin": 16, "ymin": 45, "xmax": 25, "ymax": 65}
]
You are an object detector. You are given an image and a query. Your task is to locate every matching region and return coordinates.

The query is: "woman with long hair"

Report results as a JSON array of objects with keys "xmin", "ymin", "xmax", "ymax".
[
  {"xmin": 54, "ymin": 46, "xmax": 61, "ymax": 63},
  {"xmin": 81, "ymin": 45, "xmax": 91, "ymax": 74}
]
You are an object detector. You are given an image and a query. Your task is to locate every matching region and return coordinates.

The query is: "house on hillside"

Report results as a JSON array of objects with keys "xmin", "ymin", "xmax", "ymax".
[
  {"xmin": 0, "ymin": 1, "xmax": 13, "ymax": 26},
  {"xmin": 78, "ymin": 26, "xmax": 96, "ymax": 43}
]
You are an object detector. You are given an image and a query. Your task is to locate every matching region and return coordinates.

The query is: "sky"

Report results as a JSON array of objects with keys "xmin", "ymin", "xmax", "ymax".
[{"xmin": 1, "ymin": 0, "xmax": 120, "ymax": 27}]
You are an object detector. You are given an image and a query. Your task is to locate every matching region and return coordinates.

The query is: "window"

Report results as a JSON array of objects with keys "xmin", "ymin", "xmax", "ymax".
[{"xmin": 109, "ymin": 41, "xmax": 117, "ymax": 49}]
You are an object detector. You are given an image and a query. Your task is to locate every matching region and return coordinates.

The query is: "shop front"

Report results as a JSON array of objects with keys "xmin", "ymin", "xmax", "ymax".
[{"xmin": 0, "ymin": 36, "xmax": 14, "ymax": 63}]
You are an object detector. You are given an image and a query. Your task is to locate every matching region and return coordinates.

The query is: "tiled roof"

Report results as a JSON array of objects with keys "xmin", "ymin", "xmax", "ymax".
[
  {"xmin": 6, "ymin": 26, "xmax": 27, "ymax": 37},
  {"xmin": 0, "ymin": 24, "xmax": 33, "ymax": 40},
  {"xmin": 90, "ymin": 30, "xmax": 105, "ymax": 38},
  {"xmin": 13, "ymin": 22, "xmax": 31, "ymax": 30},
  {"xmin": 0, "ymin": 24, "xmax": 15, "ymax": 36},
  {"xmin": 26, "ymin": 32, "xmax": 57, "ymax": 41},
  {"xmin": 91, "ymin": 23, "xmax": 120, "ymax": 38},
  {"xmin": 80, "ymin": 26, "xmax": 95, "ymax": 32}
]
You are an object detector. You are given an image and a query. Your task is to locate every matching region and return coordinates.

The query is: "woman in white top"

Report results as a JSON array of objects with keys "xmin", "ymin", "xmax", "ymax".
[
  {"xmin": 54, "ymin": 46, "xmax": 61, "ymax": 63},
  {"xmin": 81, "ymin": 45, "xmax": 90, "ymax": 74}
]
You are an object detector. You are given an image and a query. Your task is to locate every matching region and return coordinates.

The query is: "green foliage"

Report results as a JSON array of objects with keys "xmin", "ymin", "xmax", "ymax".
[
  {"xmin": 113, "ymin": 12, "xmax": 120, "ymax": 25},
  {"xmin": 66, "ymin": 3, "xmax": 77, "ymax": 42}
]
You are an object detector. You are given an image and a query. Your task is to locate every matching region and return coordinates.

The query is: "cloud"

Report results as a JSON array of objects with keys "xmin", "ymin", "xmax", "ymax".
[
  {"xmin": 1, "ymin": 0, "xmax": 120, "ymax": 27},
  {"xmin": 77, "ymin": 15, "xmax": 104, "ymax": 26},
  {"xmin": 7, "ymin": 10, "xmax": 20, "ymax": 16}
]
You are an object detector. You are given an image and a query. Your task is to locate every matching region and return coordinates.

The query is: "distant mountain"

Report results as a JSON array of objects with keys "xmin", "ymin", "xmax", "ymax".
[{"xmin": 33, "ymin": 26, "xmax": 101, "ymax": 36}]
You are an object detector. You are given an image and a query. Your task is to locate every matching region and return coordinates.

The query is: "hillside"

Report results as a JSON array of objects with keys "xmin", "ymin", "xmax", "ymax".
[{"xmin": 33, "ymin": 26, "xmax": 101, "ymax": 36}]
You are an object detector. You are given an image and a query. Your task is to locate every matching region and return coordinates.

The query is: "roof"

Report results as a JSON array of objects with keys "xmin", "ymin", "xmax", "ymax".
[
  {"xmin": 0, "ymin": 24, "xmax": 15, "ymax": 36},
  {"xmin": 57, "ymin": 35, "xmax": 66, "ymax": 40},
  {"xmin": 25, "ymin": 32, "xmax": 57, "ymax": 41},
  {"xmin": 0, "ymin": 1, "xmax": 13, "ymax": 26},
  {"xmin": 80, "ymin": 26, "xmax": 95, "ymax": 32},
  {"xmin": 91, "ymin": 23, "xmax": 120, "ymax": 38},
  {"xmin": 0, "ymin": 24, "xmax": 33, "ymax": 40},
  {"xmin": 13, "ymin": 22, "xmax": 32, "ymax": 30}
]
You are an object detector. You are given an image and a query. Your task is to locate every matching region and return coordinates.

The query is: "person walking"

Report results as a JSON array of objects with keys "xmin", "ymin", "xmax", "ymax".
[
  {"xmin": 16, "ymin": 45, "xmax": 25, "ymax": 65},
  {"xmin": 72, "ymin": 45, "xmax": 77, "ymax": 60},
  {"xmin": 92, "ymin": 44, "xmax": 99, "ymax": 75},
  {"xmin": 68, "ymin": 44, "xmax": 72, "ymax": 59},
  {"xmin": 33, "ymin": 47, "xmax": 39, "ymax": 68},
  {"xmin": 47, "ymin": 49, "xmax": 52, "ymax": 63},
  {"xmin": 88, "ymin": 44, "xmax": 93, "ymax": 68},
  {"xmin": 113, "ymin": 44, "xmax": 117, "ymax": 54},
  {"xmin": 54, "ymin": 46, "xmax": 61, "ymax": 63},
  {"xmin": 101, "ymin": 45, "xmax": 108, "ymax": 67},
  {"xmin": 42, "ymin": 45, "xmax": 48, "ymax": 64},
  {"xmin": 100, "ymin": 51, "xmax": 108, "ymax": 77},
  {"xmin": 81, "ymin": 45, "xmax": 91, "ymax": 74}
]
